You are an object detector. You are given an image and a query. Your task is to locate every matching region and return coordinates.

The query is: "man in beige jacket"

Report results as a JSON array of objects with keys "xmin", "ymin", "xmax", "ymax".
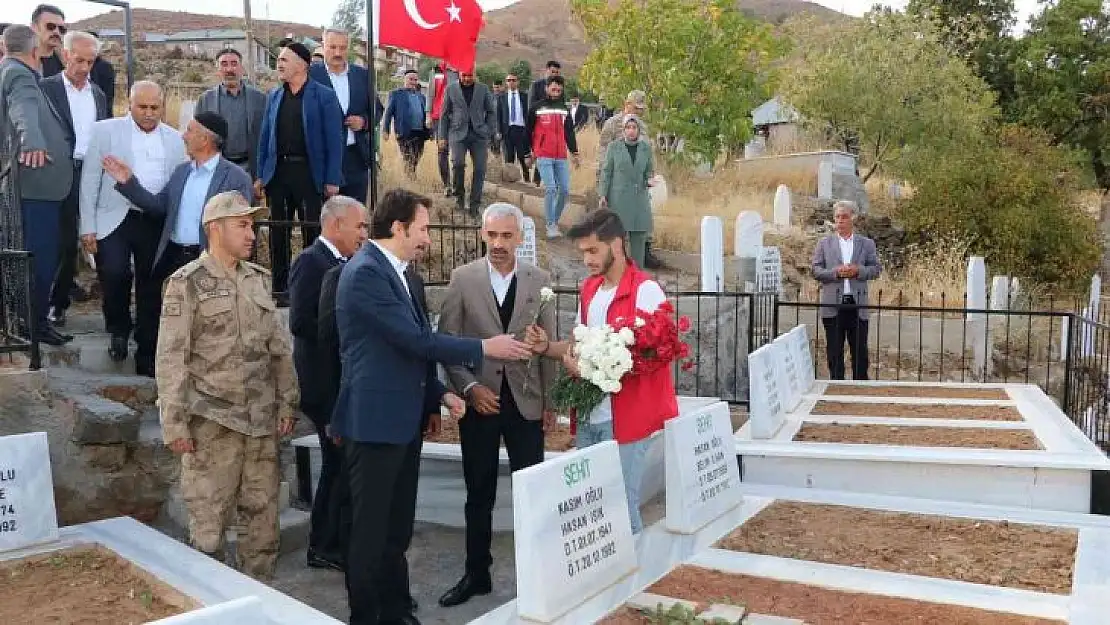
[{"xmin": 437, "ymin": 202, "xmax": 558, "ymax": 608}]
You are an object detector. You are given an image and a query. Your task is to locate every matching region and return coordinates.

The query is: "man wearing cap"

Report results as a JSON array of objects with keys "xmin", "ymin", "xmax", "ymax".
[
  {"xmin": 257, "ymin": 41, "xmax": 345, "ymax": 304},
  {"xmin": 103, "ymin": 111, "xmax": 254, "ymax": 291},
  {"xmin": 156, "ymin": 190, "xmax": 298, "ymax": 581}
]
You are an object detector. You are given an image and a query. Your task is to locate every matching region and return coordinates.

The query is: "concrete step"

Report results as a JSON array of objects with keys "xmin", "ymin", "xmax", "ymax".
[{"xmin": 42, "ymin": 331, "xmax": 139, "ymax": 376}]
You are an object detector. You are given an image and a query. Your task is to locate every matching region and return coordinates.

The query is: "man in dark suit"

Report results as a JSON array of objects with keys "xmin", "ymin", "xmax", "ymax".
[
  {"xmin": 288, "ymin": 195, "xmax": 368, "ymax": 571},
  {"xmin": 257, "ymin": 41, "xmax": 345, "ymax": 303},
  {"xmin": 84, "ymin": 31, "xmax": 115, "ymax": 117},
  {"xmin": 437, "ymin": 70, "xmax": 497, "ymax": 216},
  {"xmin": 332, "ymin": 188, "xmax": 532, "ymax": 625},
  {"xmin": 310, "ymin": 29, "xmax": 374, "ymax": 205},
  {"xmin": 569, "ymin": 96, "xmax": 589, "ymax": 131},
  {"xmin": 496, "ymin": 73, "xmax": 529, "ymax": 183},
  {"xmin": 40, "ymin": 30, "xmax": 109, "ymax": 328}
]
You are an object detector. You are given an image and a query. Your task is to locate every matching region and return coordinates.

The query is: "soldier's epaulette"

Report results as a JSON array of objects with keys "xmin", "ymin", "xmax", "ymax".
[
  {"xmin": 243, "ymin": 260, "xmax": 272, "ymax": 276},
  {"xmin": 169, "ymin": 260, "xmax": 204, "ymax": 281}
]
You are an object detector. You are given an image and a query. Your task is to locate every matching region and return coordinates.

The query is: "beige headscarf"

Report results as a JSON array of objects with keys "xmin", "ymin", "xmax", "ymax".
[{"xmin": 621, "ymin": 114, "xmax": 644, "ymax": 144}]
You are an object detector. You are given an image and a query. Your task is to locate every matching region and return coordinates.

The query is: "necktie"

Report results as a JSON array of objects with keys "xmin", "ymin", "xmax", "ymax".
[{"xmin": 510, "ymin": 93, "xmax": 517, "ymax": 125}]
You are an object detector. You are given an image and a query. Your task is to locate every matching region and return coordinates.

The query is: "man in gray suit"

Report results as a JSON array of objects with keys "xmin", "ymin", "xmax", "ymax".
[
  {"xmin": 436, "ymin": 202, "xmax": 557, "ymax": 608},
  {"xmin": 80, "ymin": 80, "xmax": 186, "ymax": 374},
  {"xmin": 195, "ymin": 48, "xmax": 266, "ymax": 178},
  {"xmin": 811, "ymin": 200, "xmax": 882, "ymax": 380},
  {"xmin": 437, "ymin": 69, "xmax": 497, "ymax": 216},
  {"xmin": 0, "ymin": 24, "xmax": 74, "ymax": 346}
]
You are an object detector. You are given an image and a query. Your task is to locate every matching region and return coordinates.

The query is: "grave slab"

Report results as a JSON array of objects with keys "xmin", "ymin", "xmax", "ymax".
[
  {"xmin": 773, "ymin": 185, "xmax": 791, "ymax": 227},
  {"xmin": 664, "ymin": 402, "xmax": 742, "ymax": 534},
  {"xmin": 700, "ymin": 216, "xmax": 725, "ymax": 292},
  {"xmin": 0, "ymin": 432, "xmax": 58, "ymax": 552},
  {"xmin": 747, "ymin": 344, "xmax": 786, "ymax": 439},
  {"xmin": 733, "ymin": 211, "xmax": 763, "ymax": 259}
]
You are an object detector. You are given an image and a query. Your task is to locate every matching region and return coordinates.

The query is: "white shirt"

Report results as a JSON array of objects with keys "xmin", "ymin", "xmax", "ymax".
[
  {"xmin": 130, "ymin": 119, "xmax": 168, "ymax": 194},
  {"xmin": 327, "ymin": 65, "xmax": 357, "ymax": 146},
  {"xmin": 838, "ymin": 233, "xmax": 854, "ymax": 295},
  {"xmin": 507, "ymin": 90, "xmax": 524, "ymax": 127},
  {"xmin": 63, "ymin": 73, "xmax": 97, "ymax": 160},
  {"xmin": 579, "ymin": 279, "xmax": 668, "ymax": 425},
  {"xmin": 319, "ymin": 236, "xmax": 345, "ymax": 261},
  {"xmin": 371, "ymin": 241, "xmax": 411, "ymax": 298},
  {"xmin": 488, "ymin": 258, "xmax": 517, "ymax": 306}
]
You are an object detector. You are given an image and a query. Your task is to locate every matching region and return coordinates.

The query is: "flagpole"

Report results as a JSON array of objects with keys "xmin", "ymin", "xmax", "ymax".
[{"xmin": 367, "ymin": 0, "xmax": 378, "ymax": 211}]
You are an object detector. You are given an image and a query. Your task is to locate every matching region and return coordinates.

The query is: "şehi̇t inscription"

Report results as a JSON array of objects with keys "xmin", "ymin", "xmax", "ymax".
[{"xmin": 558, "ymin": 458, "xmax": 619, "ymax": 579}]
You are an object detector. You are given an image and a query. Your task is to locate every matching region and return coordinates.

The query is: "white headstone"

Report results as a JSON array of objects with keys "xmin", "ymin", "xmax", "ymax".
[
  {"xmin": 516, "ymin": 216, "xmax": 538, "ymax": 267},
  {"xmin": 789, "ymin": 325, "xmax": 816, "ymax": 392},
  {"xmin": 0, "ymin": 432, "xmax": 59, "ymax": 552},
  {"xmin": 1089, "ymin": 274, "xmax": 1101, "ymax": 317},
  {"xmin": 755, "ymin": 246, "xmax": 783, "ymax": 295},
  {"xmin": 747, "ymin": 344, "xmax": 785, "ymax": 439},
  {"xmin": 773, "ymin": 185, "xmax": 791, "ymax": 227},
  {"xmin": 734, "ymin": 211, "xmax": 764, "ymax": 259},
  {"xmin": 177, "ymin": 101, "xmax": 196, "ymax": 132},
  {"xmin": 513, "ymin": 441, "xmax": 638, "ymax": 623},
  {"xmin": 647, "ymin": 175, "xmax": 669, "ymax": 210},
  {"xmin": 888, "ymin": 183, "xmax": 903, "ymax": 199},
  {"xmin": 990, "ymin": 275, "xmax": 1011, "ymax": 310},
  {"xmin": 772, "ymin": 337, "xmax": 803, "ymax": 411},
  {"xmin": 817, "ymin": 161, "xmax": 833, "ymax": 200},
  {"xmin": 664, "ymin": 402, "xmax": 742, "ymax": 534},
  {"xmin": 700, "ymin": 216, "xmax": 724, "ymax": 292},
  {"xmin": 1081, "ymin": 306, "xmax": 1096, "ymax": 358},
  {"xmin": 966, "ymin": 257, "xmax": 987, "ymax": 321}
]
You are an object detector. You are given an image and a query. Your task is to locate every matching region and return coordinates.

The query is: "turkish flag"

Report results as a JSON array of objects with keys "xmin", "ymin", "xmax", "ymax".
[{"xmin": 375, "ymin": 0, "xmax": 486, "ymax": 72}]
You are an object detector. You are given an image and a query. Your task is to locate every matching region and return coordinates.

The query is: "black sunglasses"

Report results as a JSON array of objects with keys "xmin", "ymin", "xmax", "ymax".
[{"xmin": 46, "ymin": 23, "xmax": 68, "ymax": 34}]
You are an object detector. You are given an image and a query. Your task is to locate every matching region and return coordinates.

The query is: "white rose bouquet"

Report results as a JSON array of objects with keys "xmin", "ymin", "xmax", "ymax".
[{"xmin": 549, "ymin": 322, "xmax": 636, "ymax": 426}]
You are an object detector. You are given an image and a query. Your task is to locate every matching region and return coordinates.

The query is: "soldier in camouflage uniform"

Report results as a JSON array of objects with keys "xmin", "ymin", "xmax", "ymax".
[{"xmin": 156, "ymin": 190, "xmax": 299, "ymax": 580}]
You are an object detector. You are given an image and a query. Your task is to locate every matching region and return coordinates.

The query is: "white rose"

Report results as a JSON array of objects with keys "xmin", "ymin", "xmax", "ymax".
[
  {"xmin": 540, "ymin": 287, "xmax": 555, "ymax": 302},
  {"xmin": 634, "ymin": 317, "xmax": 646, "ymax": 328},
  {"xmin": 573, "ymin": 325, "xmax": 589, "ymax": 341},
  {"xmin": 618, "ymin": 327, "xmax": 635, "ymax": 345}
]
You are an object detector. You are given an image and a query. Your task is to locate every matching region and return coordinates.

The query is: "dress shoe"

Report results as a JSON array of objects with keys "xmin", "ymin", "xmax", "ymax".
[
  {"xmin": 135, "ymin": 360, "xmax": 155, "ymax": 378},
  {"xmin": 438, "ymin": 572, "xmax": 492, "ymax": 607},
  {"xmin": 70, "ymin": 284, "xmax": 90, "ymax": 303},
  {"xmin": 306, "ymin": 550, "xmax": 345, "ymax": 572},
  {"xmin": 35, "ymin": 327, "xmax": 69, "ymax": 347},
  {"xmin": 380, "ymin": 615, "xmax": 422, "ymax": 625},
  {"xmin": 108, "ymin": 335, "xmax": 128, "ymax": 362}
]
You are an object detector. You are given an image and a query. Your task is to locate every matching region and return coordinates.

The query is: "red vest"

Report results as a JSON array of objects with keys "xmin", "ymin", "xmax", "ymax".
[{"xmin": 579, "ymin": 264, "xmax": 679, "ymax": 443}]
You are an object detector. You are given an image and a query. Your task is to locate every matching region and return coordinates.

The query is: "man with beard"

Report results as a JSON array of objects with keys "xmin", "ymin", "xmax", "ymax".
[
  {"xmin": 196, "ymin": 48, "xmax": 267, "ymax": 177},
  {"xmin": 438, "ymin": 70, "xmax": 497, "ymax": 216}
]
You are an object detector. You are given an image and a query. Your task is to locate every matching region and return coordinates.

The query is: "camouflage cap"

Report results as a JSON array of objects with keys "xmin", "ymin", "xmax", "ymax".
[
  {"xmin": 626, "ymin": 90, "xmax": 647, "ymax": 110},
  {"xmin": 201, "ymin": 191, "xmax": 261, "ymax": 225}
]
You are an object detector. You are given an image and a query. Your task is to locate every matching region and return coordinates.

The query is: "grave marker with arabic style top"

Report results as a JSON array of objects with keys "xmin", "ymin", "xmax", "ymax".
[{"xmin": 664, "ymin": 402, "xmax": 741, "ymax": 534}]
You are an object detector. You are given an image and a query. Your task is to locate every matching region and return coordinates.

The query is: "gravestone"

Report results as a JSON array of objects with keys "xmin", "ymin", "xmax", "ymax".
[
  {"xmin": 734, "ymin": 211, "xmax": 763, "ymax": 259},
  {"xmin": 177, "ymin": 101, "xmax": 196, "ymax": 133},
  {"xmin": 517, "ymin": 217, "xmax": 538, "ymax": 267},
  {"xmin": 664, "ymin": 402, "xmax": 742, "ymax": 534},
  {"xmin": 1089, "ymin": 274, "xmax": 1102, "ymax": 316},
  {"xmin": 647, "ymin": 175, "xmax": 668, "ymax": 210},
  {"xmin": 747, "ymin": 344, "xmax": 785, "ymax": 439},
  {"xmin": 512, "ymin": 441, "xmax": 638, "ymax": 623},
  {"xmin": 773, "ymin": 336, "xmax": 803, "ymax": 411},
  {"xmin": 966, "ymin": 257, "xmax": 989, "ymax": 378},
  {"xmin": 817, "ymin": 161, "xmax": 833, "ymax": 199},
  {"xmin": 1080, "ymin": 274, "xmax": 1103, "ymax": 357},
  {"xmin": 755, "ymin": 246, "xmax": 783, "ymax": 296},
  {"xmin": 700, "ymin": 216, "xmax": 724, "ymax": 292},
  {"xmin": 789, "ymin": 325, "xmax": 816, "ymax": 392},
  {"xmin": 773, "ymin": 185, "xmax": 791, "ymax": 227},
  {"xmin": 0, "ymin": 432, "xmax": 59, "ymax": 552},
  {"xmin": 990, "ymin": 275, "xmax": 1011, "ymax": 310}
]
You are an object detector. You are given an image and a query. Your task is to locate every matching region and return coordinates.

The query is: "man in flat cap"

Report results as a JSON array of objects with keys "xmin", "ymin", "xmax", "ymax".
[
  {"xmin": 155, "ymin": 190, "xmax": 299, "ymax": 580},
  {"xmin": 104, "ymin": 112, "xmax": 254, "ymax": 373},
  {"xmin": 257, "ymin": 40, "xmax": 345, "ymax": 305}
]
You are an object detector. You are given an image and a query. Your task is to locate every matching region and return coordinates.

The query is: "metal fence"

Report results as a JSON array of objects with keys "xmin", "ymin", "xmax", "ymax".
[{"xmin": 0, "ymin": 251, "xmax": 38, "ymax": 369}]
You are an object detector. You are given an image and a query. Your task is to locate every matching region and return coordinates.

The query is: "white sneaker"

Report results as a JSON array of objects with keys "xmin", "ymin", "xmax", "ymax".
[{"xmin": 546, "ymin": 225, "xmax": 560, "ymax": 239}]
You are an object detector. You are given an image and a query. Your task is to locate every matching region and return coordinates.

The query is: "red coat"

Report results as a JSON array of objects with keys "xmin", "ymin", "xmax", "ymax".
[{"xmin": 577, "ymin": 264, "xmax": 679, "ymax": 443}]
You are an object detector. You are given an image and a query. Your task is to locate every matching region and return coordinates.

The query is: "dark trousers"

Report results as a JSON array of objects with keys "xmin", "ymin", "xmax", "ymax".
[
  {"xmin": 21, "ymin": 199, "xmax": 61, "ymax": 328},
  {"xmin": 502, "ymin": 125, "xmax": 530, "ymax": 182},
  {"xmin": 266, "ymin": 160, "xmax": 323, "ymax": 296},
  {"xmin": 154, "ymin": 242, "xmax": 203, "ymax": 286},
  {"xmin": 310, "ymin": 420, "xmax": 350, "ymax": 561},
  {"xmin": 95, "ymin": 210, "xmax": 161, "ymax": 364},
  {"xmin": 822, "ymin": 304, "xmax": 870, "ymax": 380},
  {"xmin": 345, "ymin": 436, "xmax": 422, "ymax": 625},
  {"xmin": 433, "ymin": 120, "xmax": 451, "ymax": 187},
  {"xmin": 397, "ymin": 134, "xmax": 426, "ymax": 177},
  {"xmin": 460, "ymin": 389, "xmax": 543, "ymax": 575},
  {"xmin": 450, "ymin": 134, "xmax": 488, "ymax": 210},
  {"xmin": 340, "ymin": 145, "xmax": 369, "ymax": 205},
  {"xmin": 49, "ymin": 173, "xmax": 81, "ymax": 313}
]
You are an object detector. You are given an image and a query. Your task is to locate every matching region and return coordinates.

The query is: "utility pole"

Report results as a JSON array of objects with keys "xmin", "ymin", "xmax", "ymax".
[
  {"xmin": 366, "ymin": 0, "xmax": 378, "ymax": 210},
  {"xmin": 243, "ymin": 0, "xmax": 256, "ymax": 83}
]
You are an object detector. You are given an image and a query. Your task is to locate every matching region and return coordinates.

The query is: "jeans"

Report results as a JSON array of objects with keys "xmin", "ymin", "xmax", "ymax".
[
  {"xmin": 575, "ymin": 419, "xmax": 652, "ymax": 534},
  {"xmin": 536, "ymin": 158, "xmax": 570, "ymax": 228}
]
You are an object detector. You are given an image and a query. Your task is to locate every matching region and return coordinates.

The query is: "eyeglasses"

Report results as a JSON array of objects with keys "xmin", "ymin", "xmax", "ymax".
[{"xmin": 46, "ymin": 23, "xmax": 68, "ymax": 34}]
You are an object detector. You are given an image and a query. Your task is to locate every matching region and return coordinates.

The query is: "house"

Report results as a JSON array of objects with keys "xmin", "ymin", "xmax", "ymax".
[
  {"xmin": 150, "ymin": 29, "xmax": 273, "ymax": 71},
  {"xmin": 751, "ymin": 96, "xmax": 801, "ymax": 147}
]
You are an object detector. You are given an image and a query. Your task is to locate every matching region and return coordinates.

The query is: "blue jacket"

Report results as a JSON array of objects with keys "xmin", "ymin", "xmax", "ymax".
[
  {"xmin": 257, "ymin": 79, "xmax": 345, "ymax": 193},
  {"xmin": 309, "ymin": 63, "xmax": 375, "ymax": 168},
  {"xmin": 332, "ymin": 243, "xmax": 483, "ymax": 444},
  {"xmin": 382, "ymin": 87, "xmax": 428, "ymax": 138}
]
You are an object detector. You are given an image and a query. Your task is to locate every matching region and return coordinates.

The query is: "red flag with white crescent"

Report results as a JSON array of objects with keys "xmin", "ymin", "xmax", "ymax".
[{"xmin": 374, "ymin": 0, "xmax": 486, "ymax": 72}]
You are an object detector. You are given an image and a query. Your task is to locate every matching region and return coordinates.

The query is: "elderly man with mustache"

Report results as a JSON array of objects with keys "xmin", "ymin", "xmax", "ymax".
[{"xmin": 196, "ymin": 47, "xmax": 267, "ymax": 178}]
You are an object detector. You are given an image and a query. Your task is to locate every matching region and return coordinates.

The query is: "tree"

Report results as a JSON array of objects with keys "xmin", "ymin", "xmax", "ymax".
[
  {"xmin": 331, "ymin": 0, "xmax": 366, "ymax": 40},
  {"xmin": 571, "ymin": 0, "xmax": 784, "ymax": 165},
  {"xmin": 1011, "ymin": 0, "xmax": 1110, "ymax": 190},
  {"xmin": 475, "ymin": 61, "xmax": 505, "ymax": 87},
  {"xmin": 564, "ymin": 75, "xmax": 598, "ymax": 102},
  {"xmin": 507, "ymin": 59, "xmax": 533, "ymax": 86},
  {"xmin": 780, "ymin": 10, "xmax": 998, "ymax": 182}
]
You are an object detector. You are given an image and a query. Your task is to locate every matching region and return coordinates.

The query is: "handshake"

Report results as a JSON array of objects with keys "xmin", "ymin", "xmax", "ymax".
[{"xmin": 479, "ymin": 325, "xmax": 555, "ymax": 361}]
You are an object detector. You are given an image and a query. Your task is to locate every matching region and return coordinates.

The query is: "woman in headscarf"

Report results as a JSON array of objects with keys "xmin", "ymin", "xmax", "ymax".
[{"xmin": 598, "ymin": 114, "xmax": 654, "ymax": 267}]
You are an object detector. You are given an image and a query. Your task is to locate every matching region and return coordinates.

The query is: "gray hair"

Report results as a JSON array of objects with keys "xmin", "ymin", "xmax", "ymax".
[
  {"xmin": 482, "ymin": 202, "xmax": 525, "ymax": 232},
  {"xmin": 321, "ymin": 28, "xmax": 349, "ymax": 41},
  {"xmin": 2, "ymin": 25, "xmax": 37, "ymax": 56},
  {"xmin": 832, "ymin": 200, "xmax": 857, "ymax": 216},
  {"xmin": 63, "ymin": 30, "xmax": 99, "ymax": 52},
  {"xmin": 321, "ymin": 195, "xmax": 365, "ymax": 225},
  {"xmin": 129, "ymin": 80, "xmax": 163, "ymax": 101}
]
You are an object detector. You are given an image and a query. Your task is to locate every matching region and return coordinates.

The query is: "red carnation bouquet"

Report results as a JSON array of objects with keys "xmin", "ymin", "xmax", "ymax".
[{"xmin": 611, "ymin": 300, "xmax": 695, "ymax": 376}]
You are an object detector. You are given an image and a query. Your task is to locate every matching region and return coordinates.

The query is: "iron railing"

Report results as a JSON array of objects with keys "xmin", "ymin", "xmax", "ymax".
[{"xmin": 0, "ymin": 251, "xmax": 39, "ymax": 370}]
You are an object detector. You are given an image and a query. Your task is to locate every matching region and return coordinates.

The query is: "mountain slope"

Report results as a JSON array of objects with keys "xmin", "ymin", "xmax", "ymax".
[{"xmin": 71, "ymin": 8, "xmax": 322, "ymax": 41}]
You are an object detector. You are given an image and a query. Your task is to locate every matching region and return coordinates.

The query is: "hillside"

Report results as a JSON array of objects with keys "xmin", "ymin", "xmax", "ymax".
[{"xmin": 71, "ymin": 8, "xmax": 322, "ymax": 41}]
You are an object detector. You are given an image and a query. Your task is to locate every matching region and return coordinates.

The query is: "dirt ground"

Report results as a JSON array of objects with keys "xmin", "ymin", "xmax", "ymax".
[
  {"xmin": 639, "ymin": 566, "xmax": 1065, "ymax": 625},
  {"xmin": 718, "ymin": 501, "xmax": 1077, "ymax": 594},
  {"xmin": 424, "ymin": 417, "xmax": 574, "ymax": 451},
  {"xmin": 811, "ymin": 401, "xmax": 1024, "ymax": 421},
  {"xmin": 0, "ymin": 546, "xmax": 194, "ymax": 624},
  {"xmin": 793, "ymin": 423, "xmax": 1042, "ymax": 449},
  {"xmin": 824, "ymin": 385, "xmax": 1010, "ymax": 400}
]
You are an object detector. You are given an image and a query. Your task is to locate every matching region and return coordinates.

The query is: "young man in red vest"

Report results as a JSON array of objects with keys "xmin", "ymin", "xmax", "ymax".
[
  {"xmin": 426, "ymin": 61, "xmax": 457, "ymax": 197},
  {"xmin": 526, "ymin": 210, "xmax": 678, "ymax": 533}
]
